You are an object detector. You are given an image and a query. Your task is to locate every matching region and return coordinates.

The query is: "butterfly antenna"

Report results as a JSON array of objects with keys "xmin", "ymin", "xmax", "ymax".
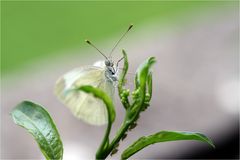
[
  {"xmin": 85, "ymin": 40, "xmax": 108, "ymax": 60},
  {"xmin": 109, "ymin": 24, "xmax": 133, "ymax": 58}
]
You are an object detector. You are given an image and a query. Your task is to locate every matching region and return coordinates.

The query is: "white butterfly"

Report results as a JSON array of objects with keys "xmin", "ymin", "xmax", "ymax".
[{"xmin": 55, "ymin": 25, "xmax": 133, "ymax": 125}]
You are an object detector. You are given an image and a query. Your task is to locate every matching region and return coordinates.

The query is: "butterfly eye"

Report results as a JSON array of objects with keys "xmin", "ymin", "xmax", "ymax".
[{"xmin": 105, "ymin": 60, "xmax": 110, "ymax": 66}]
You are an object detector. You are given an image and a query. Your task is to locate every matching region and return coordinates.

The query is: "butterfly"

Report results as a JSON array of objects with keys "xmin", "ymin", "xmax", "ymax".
[{"xmin": 54, "ymin": 25, "xmax": 133, "ymax": 125}]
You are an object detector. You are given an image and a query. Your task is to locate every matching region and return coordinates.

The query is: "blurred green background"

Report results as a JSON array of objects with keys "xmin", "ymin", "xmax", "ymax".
[{"xmin": 1, "ymin": 1, "xmax": 232, "ymax": 75}]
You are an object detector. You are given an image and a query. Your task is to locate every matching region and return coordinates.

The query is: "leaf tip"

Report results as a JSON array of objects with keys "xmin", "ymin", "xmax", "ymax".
[{"xmin": 122, "ymin": 49, "xmax": 127, "ymax": 56}]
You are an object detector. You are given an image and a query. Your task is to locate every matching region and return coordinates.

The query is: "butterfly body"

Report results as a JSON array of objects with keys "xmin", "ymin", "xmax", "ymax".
[{"xmin": 55, "ymin": 60, "xmax": 118, "ymax": 125}]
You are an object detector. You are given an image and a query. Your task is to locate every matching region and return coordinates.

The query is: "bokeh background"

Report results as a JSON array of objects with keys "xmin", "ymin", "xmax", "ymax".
[{"xmin": 1, "ymin": 1, "xmax": 239, "ymax": 159}]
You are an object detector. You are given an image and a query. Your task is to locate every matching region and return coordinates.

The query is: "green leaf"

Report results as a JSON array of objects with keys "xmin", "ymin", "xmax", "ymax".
[
  {"xmin": 135, "ymin": 57, "xmax": 156, "ymax": 89},
  {"xmin": 11, "ymin": 101, "xmax": 63, "ymax": 160},
  {"xmin": 147, "ymin": 72, "xmax": 153, "ymax": 100},
  {"xmin": 118, "ymin": 50, "xmax": 130, "ymax": 109},
  {"xmin": 118, "ymin": 49, "xmax": 129, "ymax": 89},
  {"xmin": 77, "ymin": 85, "xmax": 116, "ymax": 124},
  {"xmin": 121, "ymin": 130, "xmax": 215, "ymax": 159},
  {"xmin": 131, "ymin": 57, "xmax": 156, "ymax": 113}
]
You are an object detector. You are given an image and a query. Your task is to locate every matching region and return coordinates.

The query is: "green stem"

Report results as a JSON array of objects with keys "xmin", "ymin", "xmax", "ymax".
[
  {"xmin": 108, "ymin": 122, "xmax": 130, "ymax": 149},
  {"xmin": 102, "ymin": 108, "xmax": 140, "ymax": 159},
  {"xmin": 95, "ymin": 115, "xmax": 112, "ymax": 159},
  {"xmin": 104, "ymin": 121, "xmax": 130, "ymax": 158}
]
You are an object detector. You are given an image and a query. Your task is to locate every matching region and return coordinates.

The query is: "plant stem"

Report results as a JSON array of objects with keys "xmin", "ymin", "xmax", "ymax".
[
  {"xmin": 101, "ymin": 109, "xmax": 139, "ymax": 159},
  {"xmin": 109, "ymin": 122, "xmax": 129, "ymax": 148},
  {"xmin": 104, "ymin": 121, "xmax": 130, "ymax": 159},
  {"xmin": 95, "ymin": 115, "xmax": 112, "ymax": 159}
]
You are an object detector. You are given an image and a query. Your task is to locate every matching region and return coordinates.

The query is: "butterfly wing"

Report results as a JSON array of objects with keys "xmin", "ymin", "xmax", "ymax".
[{"xmin": 55, "ymin": 65, "xmax": 114, "ymax": 125}]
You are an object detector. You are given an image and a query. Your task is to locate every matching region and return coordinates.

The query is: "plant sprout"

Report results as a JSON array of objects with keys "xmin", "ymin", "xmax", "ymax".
[{"xmin": 11, "ymin": 51, "xmax": 215, "ymax": 160}]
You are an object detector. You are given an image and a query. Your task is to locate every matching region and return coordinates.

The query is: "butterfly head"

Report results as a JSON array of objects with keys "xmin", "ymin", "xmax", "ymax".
[
  {"xmin": 85, "ymin": 24, "xmax": 133, "ymax": 81},
  {"xmin": 105, "ymin": 59, "xmax": 114, "ymax": 67},
  {"xmin": 105, "ymin": 59, "xmax": 117, "ymax": 75}
]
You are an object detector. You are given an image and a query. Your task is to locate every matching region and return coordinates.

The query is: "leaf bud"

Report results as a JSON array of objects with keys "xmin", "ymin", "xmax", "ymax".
[
  {"xmin": 129, "ymin": 122, "xmax": 137, "ymax": 131},
  {"xmin": 121, "ymin": 133, "xmax": 128, "ymax": 141},
  {"xmin": 132, "ymin": 88, "xmax": 140, "ymax": 99},
  {"xmin": 110, "ymin": 148, "xmax": 118, "ymax": 156},
  {"xmin": 123, "ymin": 89, "xmax": 130, "ymax": 97}
]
